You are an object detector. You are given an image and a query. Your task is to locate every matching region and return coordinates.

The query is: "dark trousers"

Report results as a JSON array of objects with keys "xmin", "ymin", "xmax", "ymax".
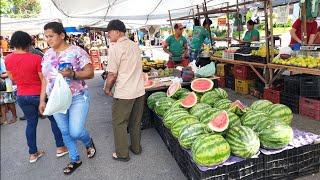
[
  {"xmin": 17, "ymin": 95, "xmax": 64, "ymax": 154},
  {"xmin": 112, "ymin": 95, "xmax": 145, "ymax": 157}
]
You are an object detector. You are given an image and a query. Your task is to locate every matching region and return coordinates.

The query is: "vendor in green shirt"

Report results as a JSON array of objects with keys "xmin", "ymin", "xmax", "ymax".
[
  {"xmin": 190, "ymin": 18, "xmax": 230, "ymax": 62},
  {"xmin": 235, "ymin": 20, "xmax": 260, "ymax": 44},
  {"xmin": 163, "ymin": 23, "xmax": 189, "ymax": 68}
]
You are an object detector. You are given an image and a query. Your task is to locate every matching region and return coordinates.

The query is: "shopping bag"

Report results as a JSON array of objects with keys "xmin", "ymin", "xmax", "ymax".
[{"xmin": 43, "ymin": 73, "xmax": 72, "ymax": 115}]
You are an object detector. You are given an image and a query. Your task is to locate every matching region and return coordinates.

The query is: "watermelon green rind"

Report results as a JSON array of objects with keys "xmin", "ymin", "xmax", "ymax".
[
  {"xmin": 154, "ymin": 97, "xmax": 175, "ymax": 117},
  {"xmin": 240, "ymin": 110, "xmax": 269, "ymax": 128},
  {"xmin": 163, "ymin": 107, "xmax": 188, "ymax": 119},
  {"xmin": 171, "ymin": 88, "xmax": 189, "ymax": 99},
  {"xmin": 171, "ymin": 115, "xmax": 199, "ymax": 138},
  {"xmin": 178, "ymin": 123, "xmax": 207, "ymax": 149},
  {"xmin": 212, "ymin": 88, "xmax": 228, "ymax": 99},
  {"xmin": 191, "ymin": 134, "xmax": 230, "ymax": 166},
  {"xmin": 250, "ymin": 100, "xmax": 273, "ymax": 112},
  {"xmin": 267, "ymin": 104, "xmax": 293, "ymax": 125},
  {"xmin": 213, "ymin": 99, "xmax": 232, "ymax": 110},
  {"xmin": 199, "ymin": 108, "xmax": 221, "ymax": 124},
  {"xmin": 200, "ymin": 91, "xmax": 221, "ymax": 106},
  {"xmin": 259, "ymin": 123, "xmax": 293, "ymax": 149},
  {"xmin": 147, "ymin": 92, "xmax": 166, "ymax": 109},
  {"xmin": 163, "ymin": 112, "xmax": 190, "ymax": 129},
  {"xmin": 190, "ymin": 103, "xmax": 212, "ymax": 118},
  {"xmin": 226, "ymin": 126, "xmax": 260, "ymax": 158}
]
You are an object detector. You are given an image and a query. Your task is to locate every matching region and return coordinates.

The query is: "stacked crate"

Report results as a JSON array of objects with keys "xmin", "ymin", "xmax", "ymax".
[
  {"xmin": 281, "ymin": 75, "xmax": 302, "ymax": 114},
  {"xmin": 233, "ymin": 65, "xmax": 255, "ymax": 95},
  {"xmin": 224, "ymin": 64, "xmax": 235, "ymax": 90},
  {"xmin": 299, "ymin": 76, "xmax": 320, "ymax": 120},
  {"xmin": 89, "ymin": 48, "xmax": 102, "ymax": 70},
  {"xmin": 216, "ymin": 63, "xmax": 226, "ymax": 88}
]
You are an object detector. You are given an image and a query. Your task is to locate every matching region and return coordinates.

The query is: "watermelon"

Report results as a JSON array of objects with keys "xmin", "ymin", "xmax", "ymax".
[
  {"xmin": 171, "ymin": 99, "xmax": 183, "ymax": 109},
  {"xmin": 171, "ymin": 88, "xmax": 189, "ymax": 99},
  {"xmin": 164, "ymin": 107, "xmax": 188, "ymax": 119},
  {"xmin": 212, "ymin": 88, "xmax": 228, "ymax": 99},
  {"xmin": 252, "ymin": 118, "xmax": 279, "ymax": 134},
  {"xmin": 200, "ymin": 91, "xmax": 222, "ymax": 106},
  {"xmin": 179, "ymin": 123, "xmax": 207, "ymax": 149},
  {"xmin": 171, "ymin": 115, "xmax": 199, "ymax": 138},
  {"xmin": 180, "ymin": 92, "xmax": 198, "ymax": 108},
  {"xmin": 191, "ymin": 78, "xmax": 214, "ymax": 93},
  {"xmin": 259, "ymin": 123, "xmax": 293, "ymax": 149},
  {"xmin": 190, "ymin": 103, "xmax": 212, "ymax": 118},
  {"xmin": 226, "ymin": 126, "xmax": 260, "ymax": 158},
  {"xmin": 167, "ymin": 82, "xmax": 181, "ymax": 97},
  {"xmin": 226, "ymin": 111, "xmax": 241, "ymax": 128},
  {"xmin": 267, "ymin": 104, "xmax": 293, "ymax": 125},
  {"xmin": 191, "ymin": 134, "xmax": 230, "ymax": 166},
  {"xmin": 163, "ymin": 112, "xmax": 190, "ymax": 129},
  {"xmin": 228, "ymin": 100, "xmax": 247, "ymax": 116},
  {"xmin": 250, "ymin": 100, "xmax": 273, "ymax": 112},
  {"xmin": 147, "ymin": 92, "xmax": 166, "ymax": 109},
  {"xmin": 214, "ymin": 99, "xmax": 232, "ymax": 110},
  {"xmin": 199, "ymin": 108, "xmax": 221, "ymax": 124},
  {"xmin": 144, "ymin": 79, "xmax": 155, "ymax": 89},
  {"xmin": 207, "ymin": 110, "xmax": 229, "ymax": 132},
  {"xmin": 241, "ymin": 110, "xmax": 269, "ymax": 128},
  {"xmin": 154, "ymin": 97, "xmax": 175, "ymax": 117}
]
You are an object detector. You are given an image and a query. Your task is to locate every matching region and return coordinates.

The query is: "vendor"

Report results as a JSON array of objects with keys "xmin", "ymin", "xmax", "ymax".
[
  {"xmin": 163, "ymin": 23, "xmax": 189, "ymax": 68},
  {"xmin": 289, "ymin": 16, "xmax": 318, "ymax": 48},
  {"xmin": 189, "ymin": 18, "xmax": 229, "ymax": 62},
  {"xmin": 235, "ymin": 20, "xmax": 260, "ymax": 44}
]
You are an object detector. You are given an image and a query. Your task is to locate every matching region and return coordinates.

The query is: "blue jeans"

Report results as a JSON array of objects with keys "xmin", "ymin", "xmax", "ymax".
[
  {"xmin": 53, "ymin": 90, "xmax": 92, "ymax": 162},
  {"xmin": 17, "ymin": 95, "xmax": 64, "ymax": 154}
]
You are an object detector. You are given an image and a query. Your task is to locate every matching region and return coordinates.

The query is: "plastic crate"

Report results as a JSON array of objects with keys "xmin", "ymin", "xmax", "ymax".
[
  {"xmin": 249, "ymin": 55, "xmax": 267, "ymax": 64},
  {"xmin": 216, "ymin": 63, "xmax": 226, "ymax": 77},
  {"xmin": 235, "ymin": 79, "xmax": 255, "ymax": 95},
  {"xmin": 217, "ymin": 76, "xmax": 226, "ymax": 88},
  {"xmin": 228, "ymin": 156, "xmax": 265, "ymax": 180},
  {"xmin": 225, "ymin": 64, "xmax": 234, "ymax": 76},
  {"xmin": 280, "ymin": 92, "xmax": 300, "ymax": 114},
  {"xmin": 300, "ymin": 76, "xmax": 320, "ymax": 98},
  {"xmin": 255, "ymin": 78, "xmax": 265, "ymax": 93},
  {"xmin": 233, "ymin": 65, "xmax": 255, "ymax": 80},
  {"xmin": 284, "ymin": 75, "xmax": 302, "ymax": 95},
  {"xmin": 299, "ymin": 97, "xmax": 320, "ymax": 121},
  {"xmin": 225, "ymin": 75, "xmax": 235, "ymax": 90},
  {"xmin": 263, "ymin": 88, "xmax": 281, "ymax": 104}
]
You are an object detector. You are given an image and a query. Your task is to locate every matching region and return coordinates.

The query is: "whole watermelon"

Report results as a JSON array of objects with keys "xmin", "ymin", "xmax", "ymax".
[
  {"xmin": 164, "ymin": 107, "xmax": 188, "ymax": 119},
  {"xmin": 147, "ymin": 92, "xmax": 166, "ymax": 109},
  {"xmin": 154, "ymin": 97, "xmax": 175, "ymax": 117},
  {"xmin": 163, "ymin": 112, "xmax": 190, "ymax": 129},
  {"xmin": 191, "ymin": 134, "xmax": 230, "ymax": 166},
  {"xmin": 190, "ymin": 103, "xmax": 212, "ymax": 118},
  {"xmin": 226, "ymin": 126, "xmax": 260, "ymax": 158},
  {"xmin": 212, "ymin": 88, "xmax": 228, "ymax": 99},
  {"xmin": 199, "ymin": 108, "xmax": 221, "ymax": 124},
  {"xmin": 226, "ymin": 111, "xmax": 241, "ymax": 128},
  {"xmin": 250, "ymin": 100, "xmax": 273, "ymax": 112},
  {"xmin": 259, "ymin": 123, "xmax": 293, "ymax": 149},
  {"xmin": 171, "ymin": 99, "xmax": 183, "ymax": 109},
  {"xmin": 179, "ymin": 123, "xmax": 207, "ymax": 149},
  {"xmin": 268, "ymin": 104, "xmax": 293, "ymax": 125},
  {"xmin": 241, "ymin": 110, "xmax": 269, "ymax": 128},
  {"xmin": 252, "ymin": 118, "xmax": 279, "ymax": 134},
  {"xmin": 171, "ymin": 115, "xmax": 199, "ymax": 138},
  {"xmin": 171, "ymin": 88, "xmax": 189, "ymax": 99},
  {"xmin": 200, "ymin": 91, "xmax": 221, "ymax": 106},
  {"xmin": 213, "ymin": 99, "xmax": 232, "ymax": 110}
]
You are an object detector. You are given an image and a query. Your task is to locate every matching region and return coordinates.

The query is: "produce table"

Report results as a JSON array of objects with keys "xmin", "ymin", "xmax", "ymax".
[
  {"xmin": 267, "ymin": 63, "xmax": 320, "ymax": 86},
  {"xmin": 211, "ymin": 56, "xmax": 268, "ymax": 84},
  {"xmin": 150, "ymin": 110, "xmax": 320, "ymax": 180}
]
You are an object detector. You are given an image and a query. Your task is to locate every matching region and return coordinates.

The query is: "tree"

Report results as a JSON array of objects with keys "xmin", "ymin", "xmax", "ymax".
[
  {"xmin": 0, "ymin": 0, "xmax": 13, "ymax": 15},
  {"xmin": 0, "ymin": 0, "xmax": 41, "ymax": 18}
]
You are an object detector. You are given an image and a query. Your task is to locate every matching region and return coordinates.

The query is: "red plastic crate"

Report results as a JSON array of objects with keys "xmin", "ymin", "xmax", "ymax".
[
  {"xmin": 263, "ymin": 88, "xmax": 281, "ymax": 104},
  {"xmin": 217, "ymin": 76, "xmax": 226, "ymax": 88},
  {"xmin": 299, "ymin": 97, "xmax": 320, "ymax": 121},
  {"xmin": 233, "ymin": 65, "xmax": 255, "ymax": 80}
]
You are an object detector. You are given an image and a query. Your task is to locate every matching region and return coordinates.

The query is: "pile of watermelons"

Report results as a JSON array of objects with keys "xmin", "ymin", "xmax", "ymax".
[{"xmin": 147, "ymin": 78, "xmax": 294, "ymax": 167}]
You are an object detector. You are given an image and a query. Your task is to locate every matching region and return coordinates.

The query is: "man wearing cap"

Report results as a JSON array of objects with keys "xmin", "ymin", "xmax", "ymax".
[
  {"xmin": 104, "ymin": 19, "xmax": 145, "ymax": 162},
  {"xmin": 289, "ymin": 16, "xmax": 318, "ymax": 47},
  {"xmin": 163, "ymin": 23, "xmax": 189, "ymax": 68}
]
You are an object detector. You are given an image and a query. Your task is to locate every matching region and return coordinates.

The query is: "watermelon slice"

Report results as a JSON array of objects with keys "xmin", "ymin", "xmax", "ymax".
[
  {"xmin": 144, "ymin": 80, "xmax": 155, "ymax": 89},
  {"xmin": 180, "ymin": 92, "xmax": 197, "ymax": 108},
  {"xmin": 229, "ymin": 100, "xmax": 246, "ymax": 116},
  {"xmin": 207, "ymin": 110, "xmax": 229, "ymax": 132},
  {"xmin": 167, "ymin": 82, "xmax": 181, "ymax": 97},
  {"xmin": 191, "ymin": 78, "xmax": 214, "ymax": 93}
]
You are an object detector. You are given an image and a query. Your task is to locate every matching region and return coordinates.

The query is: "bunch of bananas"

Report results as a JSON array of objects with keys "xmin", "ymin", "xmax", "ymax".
[{"xmin": 142, "ymin": 59, "xmax": 166, "ymax": 72}]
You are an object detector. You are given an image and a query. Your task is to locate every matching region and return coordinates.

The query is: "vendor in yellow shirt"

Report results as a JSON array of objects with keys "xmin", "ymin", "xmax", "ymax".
[{"xmin": 235, "ymin": 20, "xmax": 260, "ymax": 44}]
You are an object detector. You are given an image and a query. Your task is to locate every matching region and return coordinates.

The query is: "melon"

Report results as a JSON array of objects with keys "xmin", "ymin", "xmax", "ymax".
[
  {"xmin": 144, "ymin": 80, "xmax": 155, "ymax": 89},
  {"xmin": 180, "ymin": 92, "xmax": 197, "ymax": 108},
  {"xmin": 191, "ymin": 78, "xmax": 214, "ymax": 93},
  {"xmin": 228, "ymin": 100, "xmax": 246, "ymax": 116},
  {"xmin": 167, "ymin": 82, "xmax": 181, "ymax": 97},
  {"xmin": 207, "ymin": 110, "xmax": 229, "ymax": 132}
]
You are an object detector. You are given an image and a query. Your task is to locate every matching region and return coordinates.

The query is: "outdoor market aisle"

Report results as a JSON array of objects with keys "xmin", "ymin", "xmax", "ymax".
[{"xmin": 1, "ymin": 72, "xmax": 319, "ymax": 180}]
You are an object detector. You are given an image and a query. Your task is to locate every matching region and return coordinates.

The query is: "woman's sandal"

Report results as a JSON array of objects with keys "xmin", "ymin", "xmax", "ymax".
[
  {"xmin": 112, "ymin": 153, "xmax": 130, "ymax": 162},
  {"xmin": 63, "ymin": 161, "xmax": 82, "ymax": 175},
  {"xmin": 86, "ymin": 138, "xmax": 96, "ymax": 158}
]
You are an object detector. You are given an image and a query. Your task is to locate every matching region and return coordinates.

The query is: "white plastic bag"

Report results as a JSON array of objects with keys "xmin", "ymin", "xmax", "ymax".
[{"xmin": 43, "ymin": 73, "xmax": 72, "ymax": 115}]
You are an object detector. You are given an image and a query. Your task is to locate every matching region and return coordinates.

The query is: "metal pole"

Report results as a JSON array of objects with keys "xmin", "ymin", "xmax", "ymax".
[
  {"xmin": 269, "ymin": 0, "xmax": 274, "ymax": 61},
  {"xmin": 203, "ymin": 0, "xmax": 214, "ymax": 48},
  {"xmin": 197, "ymin": 5, "xmax": 200, "ymax": 20},
  {"xmin": 227, "ymin": 2, "xmax": 230, "ymax": 48},
  {"xmin": 236, "ymin": 0, "xmax": 241, "ymax": 40},
  {"xmin": 301, "ymin": 2, "xmax": 307, "ymax": 45},
  {"xmin": 168, "ymin": 10, "xmax": 174, "ymax": 34}
]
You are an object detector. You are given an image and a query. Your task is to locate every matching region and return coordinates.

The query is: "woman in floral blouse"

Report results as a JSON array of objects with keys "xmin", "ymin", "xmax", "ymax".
[{"xmin": 40, "ymin": 22, "xmax": 96, "ymax": 175}]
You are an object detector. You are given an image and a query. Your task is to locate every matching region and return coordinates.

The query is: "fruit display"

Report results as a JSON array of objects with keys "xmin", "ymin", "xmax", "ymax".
[
  {"xmin": 142, "ymin": 58, "xmax": 166, "ymax": 72},
  {"xmin": 147, "ymin": 80, "xmax": 296, "ymax": 167},
  {"xmin": 272, "ymin": 56, "xmax": 320, "ymax": 69},
  {"xmin": 251, "ymin": 45, "xmax": 279, "ymax": 57},
  {"xmin": 213, "ymin": 50, "xmax": 223, "ymax": 57}
]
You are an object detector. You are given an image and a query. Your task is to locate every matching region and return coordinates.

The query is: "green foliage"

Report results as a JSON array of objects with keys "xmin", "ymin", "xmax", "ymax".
[{"xmin": 0, "ymin": 0, "xmax": 41, "ymax": 18}]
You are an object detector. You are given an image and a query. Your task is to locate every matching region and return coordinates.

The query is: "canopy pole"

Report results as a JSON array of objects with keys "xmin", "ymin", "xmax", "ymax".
[
  {"xmin": 236, "ymin": 0, "xmax": 241, "ymax": 40},
  {"xmin": 301, "ymin": 1, "xmax": 307, "ymax": 45},
  {"xmin": 227, "ymin": 2, "xmax": 230, "ymax": 48},
  {"xmin": 168, "ymin": 10, "xmax": 174, "ymax": 34},
  {"xmin": 203, "ymin": 0, "xmax": 214, "ymax": 48}
]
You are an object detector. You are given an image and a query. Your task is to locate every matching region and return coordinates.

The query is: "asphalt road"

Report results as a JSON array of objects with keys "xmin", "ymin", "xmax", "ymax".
[{"xmin": 1, "ymin": 71, "xmax": 319, "ymax": 180}]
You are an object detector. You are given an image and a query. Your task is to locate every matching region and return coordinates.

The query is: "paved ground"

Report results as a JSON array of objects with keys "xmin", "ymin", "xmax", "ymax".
[{"xmin": 1, "ymin": 72, "xmax": 319, "ymax": 180}]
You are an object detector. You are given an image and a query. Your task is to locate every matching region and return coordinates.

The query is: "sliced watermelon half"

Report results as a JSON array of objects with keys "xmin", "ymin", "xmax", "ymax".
[
  {"xmin": 144, "ymin": 80, "xmax": 155, "ymax": 89},
  {"xmin": 207, "ymin": 110, "xmax": 229, "ymax": 132},
  {"xmin": 191, "ymin": 78, "xmax": 214, "ymax": 93},
  {"xmin": 180, "ymin": 92, "xmax": 198, "ymax": 108},
  {"xmin": 229, "ymin": 100, "xmax": 246, "ymax": 110},
  {"xmin": 167, "ymin": 82, "xmax": 181, "ymax": 97}
]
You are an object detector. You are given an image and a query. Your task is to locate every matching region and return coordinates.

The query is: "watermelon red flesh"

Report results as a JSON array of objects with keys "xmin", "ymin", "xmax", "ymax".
[
  {"xmin": 144, "ymin": 80, "xmax": 155, "ymax": 89},
  {"xmin": 180, "ymin": 92, "xmax": 198, "ymax": 108},
  {"xmin": 191, "ymin": 78, "xmax": 214, "ymax": 93},
  {"xmin": 230, "ymin": 100, "xmax": 245, "ymax": 110},
  {"xmin": 207, "ymin": 111, "xmax": 229, "ymax": 132},
  {"xmin": 167, "ymin": 82, "xmax": 181, "ymax": 97}
]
